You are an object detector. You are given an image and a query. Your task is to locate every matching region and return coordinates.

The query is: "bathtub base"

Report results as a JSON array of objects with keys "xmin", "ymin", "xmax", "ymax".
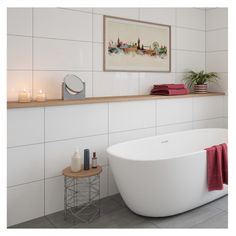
[{"xmin": 125, "ymin": 188, "xmax": 228, "ymax": 217}]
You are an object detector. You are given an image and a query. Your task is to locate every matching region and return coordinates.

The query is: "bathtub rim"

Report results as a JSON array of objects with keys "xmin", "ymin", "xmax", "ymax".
[{"xmin": 107, "ymin": 128, "xmax": 228, "ymax": 162}]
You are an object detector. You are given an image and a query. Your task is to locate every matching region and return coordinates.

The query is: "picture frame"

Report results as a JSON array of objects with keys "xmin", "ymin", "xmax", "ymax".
[{"xmin": 103, "ymin": 15, "xmax": 171, "ymax": 72}]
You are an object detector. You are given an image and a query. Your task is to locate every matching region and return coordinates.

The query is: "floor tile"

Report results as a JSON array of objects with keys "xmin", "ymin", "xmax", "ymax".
[
  {"xmin": 124, "ymin": 220, "xmax": 158, "ymax": 228},
  {"xmin": 9, "ymin": 216, "xmax": 54, "ymax": 228},
  {"xmin": 193, "ymin": 212, "xmax": 228, "ymax": 228},
  {"xmin": 46, "ymin": 210, "xmax": 75, "ymax": 228},
  {"xmin": 149, "ymin": 205, "xmax": 223, "ymax": 228},
  {"xmin": 9, "ymin": 194, "xmax": 228, "ymax": 229},
  {"xmin": 207, "ymin": 195, "xmax": 228, "ymax": 211},
  {"xmin": 110, "ymin": 193, "xmax": 127, "ymax": 208},
  {"xmin": 99, "ymin": 196, "xmax": 123, "ymax": 215},
  {"xmin": 76, "ymin": 207, "xmax": 146, "ymax": 228}
]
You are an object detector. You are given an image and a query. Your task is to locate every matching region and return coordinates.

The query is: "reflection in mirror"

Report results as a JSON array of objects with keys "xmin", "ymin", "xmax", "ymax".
[
  {"xmin": 62, "ymin": 74, "xmax": 85, "ymax": 100},
  {"xmin": 64, "ymin": 74, "xmax": 84, "ymax": 93}
]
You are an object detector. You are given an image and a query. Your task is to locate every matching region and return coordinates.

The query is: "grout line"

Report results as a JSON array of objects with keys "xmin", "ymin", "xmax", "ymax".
[
  {"xmin": 174, "ymin": 8, "xmax": 177, "ymax": 81},
  {"xmin": 91, "ymin": 12, "xmax": 94, "ymax": 97},
  {"xmin": 43, "ymin": 107, "xmax": 46, "ymax": 216},
  {"xmin": 59, "ymin": 7, "xmax": 93, "ymax": 15},
  {"xmin": 9, "ymin": 68, "xmax": 229, "ymax": 74},
  {"xmin": 32, "ymin": 8, "xmax": 34, "ymax": 99},
  {"xmin": 7, "ymin": 179, "xmax": 44, "ymax": 188},
  {"xmin": 107, "ymin": 103, "xmax": 110, "ymax": 196},
  {"xmin": 205, "ymin": 8, "xmax": 206, "ymax": 72},
  {"xmin": 206, "ymin": 50, "xmax": 228, "ymax": 53},
  {"xmin": 205, "ymin": 27, "xmax": 228, "ymax": 32},
  {"xmin": 175, "ymin": 25, "xmax": 205, "ymax": 32},
  {"xmin": 8, "ymin": 142, "xmax": 44, "ymax": 149}
]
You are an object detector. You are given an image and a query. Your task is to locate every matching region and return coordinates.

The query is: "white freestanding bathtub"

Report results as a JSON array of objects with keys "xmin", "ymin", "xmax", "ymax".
[{"xmin": 107, "ymin": 128, "xmax": 228, "ymax": 217}]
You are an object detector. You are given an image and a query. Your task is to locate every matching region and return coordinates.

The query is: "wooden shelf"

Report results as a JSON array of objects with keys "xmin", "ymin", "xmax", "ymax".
[{"xmin": 7, "ymin": 92, "xmax": 225, "ymax": 109}]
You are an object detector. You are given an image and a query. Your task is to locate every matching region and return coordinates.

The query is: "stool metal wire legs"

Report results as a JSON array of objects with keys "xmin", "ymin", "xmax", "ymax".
[{"xmin": 64, "ymin": 174, "xmax": 101, "ymax": 223}]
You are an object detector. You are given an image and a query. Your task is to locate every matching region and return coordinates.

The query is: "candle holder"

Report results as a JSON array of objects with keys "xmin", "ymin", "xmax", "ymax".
[
  {"xmin": 18, "ymin": 89, "xmax": 31, "ymax": 103},
  {"xmin": 36, "ymin": 90, "xmax": 46, "ymax": 102}
]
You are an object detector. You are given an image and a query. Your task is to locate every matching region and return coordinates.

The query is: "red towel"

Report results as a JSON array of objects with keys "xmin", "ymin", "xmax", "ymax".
[
  {"xmin": 205, "ymin": 143, "xmax": 228, "ymax": 191},
  {"xmin": 153, "ymin": 84, "xmax": 186, "ymax": 90},
  {"xmin": 222, "ymin": 143, "xmax": 228, "ymax": 184},
  {"xmin": 150, "ymin": 88, "xmax": 189, "ymax": 96}
]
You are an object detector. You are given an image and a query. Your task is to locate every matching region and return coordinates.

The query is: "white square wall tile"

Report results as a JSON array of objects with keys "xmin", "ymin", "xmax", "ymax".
[
  {"xmin": 34, "ymin": 8, "xmax": 92, "ymax": 41},
  {"xmin": 45, "ymin": 167, "xmax": 108, "ymax": 215},
  {"xmin": 208, "ymin": 73, "xmax": 228, "ymax": 94},
  {"xmin": 223, "ymin": 95, "xmax": 228, "ymax": 117},
  {"xmin": 93, "ymin": 8, "xmax": 139, "ymax": 20},
  {"xmin": 93, "ymin": 72, "xmax": 139, "ymax": 97},
  {"xmin": 45, "ymin": 134, "xmax": 108, "ymax": 178},
  {"xmin": 176, "ymin": 8, "xmax": 205, "ymax": 30},
  {"xmin": 45, "ymin": 176, "xmax": 64, "ymax": 215},
  {"xmin": 109, "ymin": 100, "xmax": 156, "ymax": 133},
  {"xmin": 222, "ymin": 118, "xmax": 228, "ymax": 128},
  {"xmin": 8, "ymin": 108, "xmax": 44, "ymax": 147},
  {"xmin": 157, "ymin": 122, "xmax": 192, "ymax": 135},
  {"xmin": 193, "ymin": 96, "xmax": 223, "ymax": 121},
  {"xmin": 193, "ymin": 118, "xmax": 225, "ymax": 129},
  {"xmin": 33, "ymin": 71, "xmax": 92, "ymax": 100},
  {"xmin": 45, "ymin": 104, "xmax": 108, "ymax": 142},
  {"xmin": 176, "ymin": 51, "xmax": 205, "ymax": 73},
  {"xmin": 7, "ymin": 8, "xmax": 32, "ymax": 36},
  {"xmin": 93, "ymin": 43, "xmax": 103, "ymax": 71},
  {"xmin": 206, "ymin": 8, "xmax": 228, "ymax": 31},
  {"xmin": 33, "ymin": 38, "xmax": 92, "ymax": 71},
  {"xmin": 93, "ymin": 14, "xmax": 103, "ymax": 43},
  {"xmin": 176, "ymin": 28, "xmax": 205, "ymax": 52},
  {"xmin": 109, "ymin": 127, "xmax": 156, "ymax": 145},
  {"xmin": 206, "ymin": 51, "xmax": 228, "ymax": 73},
  {"xmin": 7, "ymin": 70, "xmax": 32, "ymax": 101},
  {"xmin": 139, "ymin": 72, "xmax": 175, "ymax": 95},
  {"xmin": 7, "ymin": 181, "xmax": 44, "ymax": 226},
  {"xmin": 7, "ymin": 36, "xmax": 32, "ymax": 70},
  {"xmin": 156, "ymin": 98, "xmax": 192, "ymax": 126},
  {"xmin": 206, "ymin": 29, "xmax": 228, "ymax": 52},
  {"xmin": 7, "ymin": 144, "xmax": 44, "ymax": 187},
  {"xmin": 139, "ymin": 8, "xmax": 176, "ymax": 25}
]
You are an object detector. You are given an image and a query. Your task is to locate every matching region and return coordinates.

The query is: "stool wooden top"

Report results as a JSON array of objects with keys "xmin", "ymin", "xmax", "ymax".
[{"xmin": 63, "ymin": 165, "xmax": 102, "ymax": 178}]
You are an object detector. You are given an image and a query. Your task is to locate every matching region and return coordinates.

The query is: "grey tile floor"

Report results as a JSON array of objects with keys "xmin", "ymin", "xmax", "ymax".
[{"xmin": 10, "ymin": 194, "xmax": 228, "ymax": 229}]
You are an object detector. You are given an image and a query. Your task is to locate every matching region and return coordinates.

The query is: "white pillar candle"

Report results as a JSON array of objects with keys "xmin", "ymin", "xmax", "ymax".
[
  {"xmin": 36, "ymin": 89, "xmax": 46, "ymax": 102},
  {"xmin": 18, "ymin": 89, "xmax": 31, "ymax": 103}
]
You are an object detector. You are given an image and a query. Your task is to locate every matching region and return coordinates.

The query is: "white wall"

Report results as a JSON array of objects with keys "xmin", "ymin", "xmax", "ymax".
[
  {"xmin": 205, "ymin": 8, "xmax": 228, "ymax": 127},
  {"xmin": 7, "ymin": 95, "xmax": 227, "ymax": 226},
  {"xmin": 7, "ymin": 7, "xmax": 206, "ymax": 100}
]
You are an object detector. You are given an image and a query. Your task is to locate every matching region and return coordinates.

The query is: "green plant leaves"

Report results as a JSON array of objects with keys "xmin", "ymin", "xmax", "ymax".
[{"xmin": 183, "ymin": 70, "xmax": 219, "ymax": 88}]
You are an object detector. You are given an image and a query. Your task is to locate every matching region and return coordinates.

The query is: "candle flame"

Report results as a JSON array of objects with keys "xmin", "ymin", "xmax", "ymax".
[
  {"xmin": 39, "ymin": 89, "xmax": 42, "ymax": 94},
  {"xmin": 23, "ymin": 88, "xmax": 26, "ymax": 92}
]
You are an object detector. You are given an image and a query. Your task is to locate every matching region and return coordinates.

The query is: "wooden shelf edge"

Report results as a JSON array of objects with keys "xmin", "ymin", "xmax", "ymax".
[{"xmin": 7, "ymin": 92, "xmax": 225, "ymax": 109}]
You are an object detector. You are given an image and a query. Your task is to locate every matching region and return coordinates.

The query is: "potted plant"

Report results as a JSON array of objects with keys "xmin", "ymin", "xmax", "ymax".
[{"xmin": 183, "ymin": 70, "xmax": 219, "ymax": 94}]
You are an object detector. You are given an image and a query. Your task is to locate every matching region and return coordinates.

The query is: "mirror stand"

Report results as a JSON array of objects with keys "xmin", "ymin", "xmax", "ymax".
[{"xmin": 62, "ymin": 74, "xmax": 86, "ymax": 100}]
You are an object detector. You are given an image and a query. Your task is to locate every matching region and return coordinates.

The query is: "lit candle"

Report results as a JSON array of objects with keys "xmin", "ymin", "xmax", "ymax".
[
  {"xmin": 18, "ymin": 89, "xmax": 31, "ymax": 103},
  {"xmin": 36, "ymin": 89, "xmax": 46, "ymax": 102}
]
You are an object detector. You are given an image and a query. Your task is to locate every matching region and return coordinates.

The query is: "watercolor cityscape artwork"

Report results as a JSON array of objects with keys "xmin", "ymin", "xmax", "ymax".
[
  {"xmin": 104, "ymin": 16, "xmax": 171, "ymax": 72},
  {"xmin": 108, "ymin": 37, "xmax": 168, "ymax": 59}
]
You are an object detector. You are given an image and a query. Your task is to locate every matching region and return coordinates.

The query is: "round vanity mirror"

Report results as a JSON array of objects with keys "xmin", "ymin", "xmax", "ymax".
[{"xmin": 64, "ymin": 74, "xmax": 84, "ymax": 94}]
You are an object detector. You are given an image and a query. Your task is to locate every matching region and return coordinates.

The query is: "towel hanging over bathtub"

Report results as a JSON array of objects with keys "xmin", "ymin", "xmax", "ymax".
[{"xmin": 205, "ymin": 143, "xmax": 228, "ymax": 191}]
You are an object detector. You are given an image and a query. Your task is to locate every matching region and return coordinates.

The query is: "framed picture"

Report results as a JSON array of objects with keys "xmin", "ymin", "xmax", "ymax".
[{"xmin": 103, "ymin": 15, "xmax": 171, "ymax": 72}]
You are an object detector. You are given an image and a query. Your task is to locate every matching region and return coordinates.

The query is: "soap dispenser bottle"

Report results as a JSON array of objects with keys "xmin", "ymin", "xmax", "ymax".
[
  {"xmin": 71, "ymin": 148, "xmax": 82, "ymax": 172},
  {"xmin": 92, "ymin": 152, "xmax": 97, "ymax": 168},
  {"xmin": 84, "ymin": 149, "xmax": 90, "ymax": 170}
]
